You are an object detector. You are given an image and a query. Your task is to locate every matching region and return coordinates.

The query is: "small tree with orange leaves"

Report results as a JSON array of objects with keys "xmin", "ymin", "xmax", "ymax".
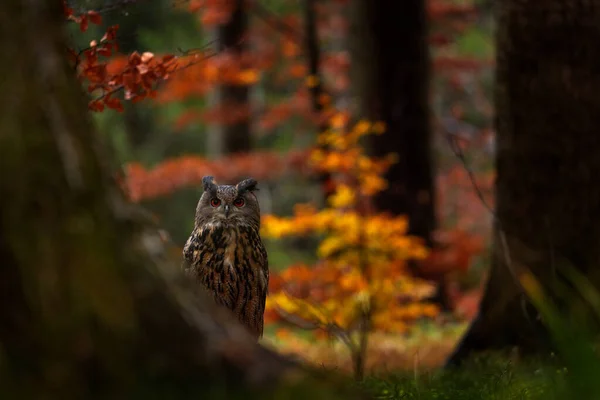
[{"xmin": 262, "ymin": 113, "xmax": 439, "ymax": 379}]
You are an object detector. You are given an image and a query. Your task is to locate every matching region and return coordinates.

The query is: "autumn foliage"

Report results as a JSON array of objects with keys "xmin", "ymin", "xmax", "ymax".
[
  {"xmin": 261, "ymin": 115, "xmax": 440, "ymax": 374},
  {"xmin": 65, "ymin": 0, "xmax": 494, "ymax": 371},
  {"xmin": 64, "ymin": 2, "xmax": 180, "ymax": 112}
]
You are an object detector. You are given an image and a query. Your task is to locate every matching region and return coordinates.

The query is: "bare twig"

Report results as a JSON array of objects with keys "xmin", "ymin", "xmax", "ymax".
[
  {"xmin": 67, "ymin": 0, "xmax": 192, "ymax": 16},
  {"xmin": 446, "ymin": 132, "xmax": 494, "ymax": 216},
  {"xmin": 88, "ymin": 41, "xmax": 220, "ymax": 103},
  {"xmin": 274, "ymin": 305, "xmax": 356, "ymax": 352},
  {"xmin": 445, "ymin": 130, "xmax": 538, "ymax": 322}
]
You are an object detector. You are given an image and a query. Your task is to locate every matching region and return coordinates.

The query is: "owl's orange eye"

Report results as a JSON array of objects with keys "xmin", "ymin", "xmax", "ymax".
[
  {"xmin": 233, "ymin": 198, "xmax": 245, "ymax": 207},
  {"xmin": 210, "ymin": 198, "xmax": 221, "ymax": 207}
]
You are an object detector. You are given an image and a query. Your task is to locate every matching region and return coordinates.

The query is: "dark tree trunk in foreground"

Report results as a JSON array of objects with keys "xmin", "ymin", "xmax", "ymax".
[
  {"xmin": 448, "ymin": 1, "xmax": 600, "ymax": 365},
  {"xmin": 210, "ymin": 0, "xmax": 251, "ymax": 156},
  {"xmin": 349, "ymin": 0, "xmax": 442, "ymax": 306},
  {"xmin": 0, "ymin": 2, "xmax": 363, "ymax": 398}
]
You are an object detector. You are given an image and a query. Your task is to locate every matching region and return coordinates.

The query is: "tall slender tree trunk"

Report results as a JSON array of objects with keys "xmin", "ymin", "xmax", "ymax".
[
  {"xmin": 349, "ymin": 0, "xmax": 434, "ymax": 243},
  {"xmin": 349, "ymin": 0, "xmax": 442, "ymax": 306},
  {"xmin": 447, "ymin": 0, "xmax": 600, "ymax": 365},
  {"xmin": 115, "ymin": 0, "xmax": 164, "ymax": 150},
  {"xmin": 0, "ymin": 2, "xmax": 363, "ymax": 398},
  {"xmin": 208, "ymin": 0, "xmax": 251, "ymax": 156},
  {"xmin": 304, "ymin": 0, "xmax": 334, "ymax": 200}
]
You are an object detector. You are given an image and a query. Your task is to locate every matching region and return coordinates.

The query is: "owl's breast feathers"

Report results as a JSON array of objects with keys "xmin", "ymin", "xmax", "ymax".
[{"xmin": 183, "ymin": 223, "xmax": 269, "ymax": 339}]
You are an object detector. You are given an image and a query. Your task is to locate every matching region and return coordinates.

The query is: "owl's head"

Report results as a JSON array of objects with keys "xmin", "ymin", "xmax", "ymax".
[{"xmin": 194, "ymin": 176, "xmax": 261, "ymax": 228}]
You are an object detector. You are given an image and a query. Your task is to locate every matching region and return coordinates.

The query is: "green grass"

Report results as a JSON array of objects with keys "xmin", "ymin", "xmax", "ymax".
[{"xmin": 358, "ymin": 355, "xmax": 570, "ymax": 400}]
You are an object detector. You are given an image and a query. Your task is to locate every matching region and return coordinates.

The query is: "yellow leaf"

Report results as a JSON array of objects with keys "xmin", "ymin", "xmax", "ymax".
[
  {"xmin": 360, "ymin": 174, "xmax": 388, "ymax": 195},
  {"xmin": 330, "ymin": 112, "xmax": 348, "ymax": 129},
  {"xmin": 353, "ymin": 120, "xmax": 371, "ymax": 136},
  {"xmin": 309, "ymin": 149, "xmax": 325, "ymax": 164},
  {"xmin": 329, "ymin": 185, "xmax": 356, "ymax": 209},
  {"xmin": 270, "ymin": 293, "xmax": 298, "ymax": 314},
  {"xmin": 318, "ymin": 236, "xmax": 345, "ymax": 258},
  {"xmin": 340, "ymin": 270, "xmax": 368, "ymax": 291}
]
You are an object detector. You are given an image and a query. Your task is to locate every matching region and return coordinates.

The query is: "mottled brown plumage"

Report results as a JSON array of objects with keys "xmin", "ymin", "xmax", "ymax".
[{"xmin": 183, "ymin": 176, "xmax": 269, "ymax": 340}]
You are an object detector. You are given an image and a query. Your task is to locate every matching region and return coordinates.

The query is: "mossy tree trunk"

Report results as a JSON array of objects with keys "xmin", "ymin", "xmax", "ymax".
[
  {"xmin": 0, "ymin": 2, "xmax": 364, "ymax": 398},
  {"xmin": 447, "ymin": 0, "xmax": 600, "ymax": 365}
]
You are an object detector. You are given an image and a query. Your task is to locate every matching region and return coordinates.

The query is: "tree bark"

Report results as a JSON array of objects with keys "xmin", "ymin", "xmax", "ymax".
[
  {"xmin": 112, "ymin": 0, "xmax": 170, "ymax": 149},
  {"xmin": 0, "ymin": 2, "xmax": 364, "ymax": 397},
  {"xmin": 209, "ymin": 0, "xmax": 252, "ymax": 156},
  {"xmin": 349, "ymin": 0, "xmax": 443, "ymax": 307},
  {"xmin": 447, "ymin": 0, "xmax": 600, "ymax": 365},
  {"xmin": 349, "ymin": 0, "xmax": 435, "ymax": 244},
  {"xmin": 304, "ymin": 0, "xmax": 334, "ymax": 200}
]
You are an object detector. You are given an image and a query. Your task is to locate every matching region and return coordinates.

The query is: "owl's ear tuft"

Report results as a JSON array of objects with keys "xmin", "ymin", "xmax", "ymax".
[
  {"xmin": 202, "ymin": 176, "xmax": 218, "ymax": 193},
  {"xmin": 236, "ymin": 178, "xmax": 258, "ymax": 193}
]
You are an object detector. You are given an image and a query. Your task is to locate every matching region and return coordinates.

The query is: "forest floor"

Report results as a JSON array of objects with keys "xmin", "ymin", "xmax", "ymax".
[
  {"xmin": 262, "ymin": 323, "xmax": 467, "ymax": 373},
  {"xmin": 356, "ymin": 357, "xmax": 568, "ymax": 400},
  {"xmin": 263, "ymin": 323, "xmax": 596, "ymax": 399}
]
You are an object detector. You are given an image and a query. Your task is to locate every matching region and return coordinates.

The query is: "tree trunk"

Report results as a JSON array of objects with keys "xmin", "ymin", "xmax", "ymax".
[
  {"xmin": 349, "ymin": 0, "xmax": 434, "ymax": 243},
  {"xmin": 0, "ymin": 2, "xmax": 364, "ymax": 398},
  {"xmin": 304, "ymin": 0, "xmax": 335, "ymax": 200},
  {"xmin": 349, "ymin": 0, "xmax": 442, "ymax": 306},
  {"xmin": 447, "ymin": 0, "xmax": 600, "ymax": 365},
  {"xmin": 114, "ymin": 0, "xmax": 167, "ymax": 150},
  {"xmin": 209, "ymin": 0, "xmax": 252, "ymax": 156}
]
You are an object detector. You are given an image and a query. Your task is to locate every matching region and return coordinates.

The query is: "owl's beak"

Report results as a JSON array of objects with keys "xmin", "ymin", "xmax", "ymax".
[{"xmin": 224, "ymin": 204, "xmax": 230, "ymax": 217}]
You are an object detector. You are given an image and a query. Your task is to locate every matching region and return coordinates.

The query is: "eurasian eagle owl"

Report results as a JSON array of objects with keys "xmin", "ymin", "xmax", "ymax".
[{"xmin": 183, "ymin": 176, "xmax": 269, "ymax": 340}]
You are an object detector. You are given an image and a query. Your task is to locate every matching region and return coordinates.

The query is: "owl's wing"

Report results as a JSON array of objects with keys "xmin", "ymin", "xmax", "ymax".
[
  {"xmin": 182, "ymin": 228, "xmax": 201, "ymax": 265},
  {"xmin": 259, "ymin": 240, "xmax": 269, "ymax": 294},
  {"xmin": 182, "ymin": 227, "xmax": 213, "ymax": 272},
  {"xmin": 255, "ymin": 240, "xmax": 269, "ymax": 339}
]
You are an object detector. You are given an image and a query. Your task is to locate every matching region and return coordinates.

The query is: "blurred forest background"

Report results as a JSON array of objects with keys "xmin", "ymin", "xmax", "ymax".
[
  {"xmin": 7, "ymin": 0, "xmax": 600, "ymax": 398},
  {"xmin": 69, "ymin": 0, "xmax": 494, "ymax": 373}
]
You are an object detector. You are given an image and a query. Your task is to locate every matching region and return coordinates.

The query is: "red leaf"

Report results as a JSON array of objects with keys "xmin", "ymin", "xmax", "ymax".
[
  {"xmin": 105, "ymin": 96, "xmax": 124, "ymax": 112},
  {"xmin": 62, "ymin": 0, "xmax": 74, "ymax": 17},
  {"xmin": 128, "ymin": 51, "xmax": 142, "ymax": 66},
  {"xmin": 79, "ymin": 15, "xmax": 88, "ymax": 32},
  {"xmin": 88, "ymin": 10, "xmax": 102, "ymax": 25},
  {"xmin": 88, "ymin": 100, "xmax": 105, "ymax": 112},
  {"xmin": 98, "ymin": 47, "xmax": 111, "ymax": 57},
  {"xmin": 67, "ymin": 48, "xmax": 78, "ymax": 65},
  {"xmin": 101, "ymin": 25, "xmax": 119, "ymax": 42}
]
